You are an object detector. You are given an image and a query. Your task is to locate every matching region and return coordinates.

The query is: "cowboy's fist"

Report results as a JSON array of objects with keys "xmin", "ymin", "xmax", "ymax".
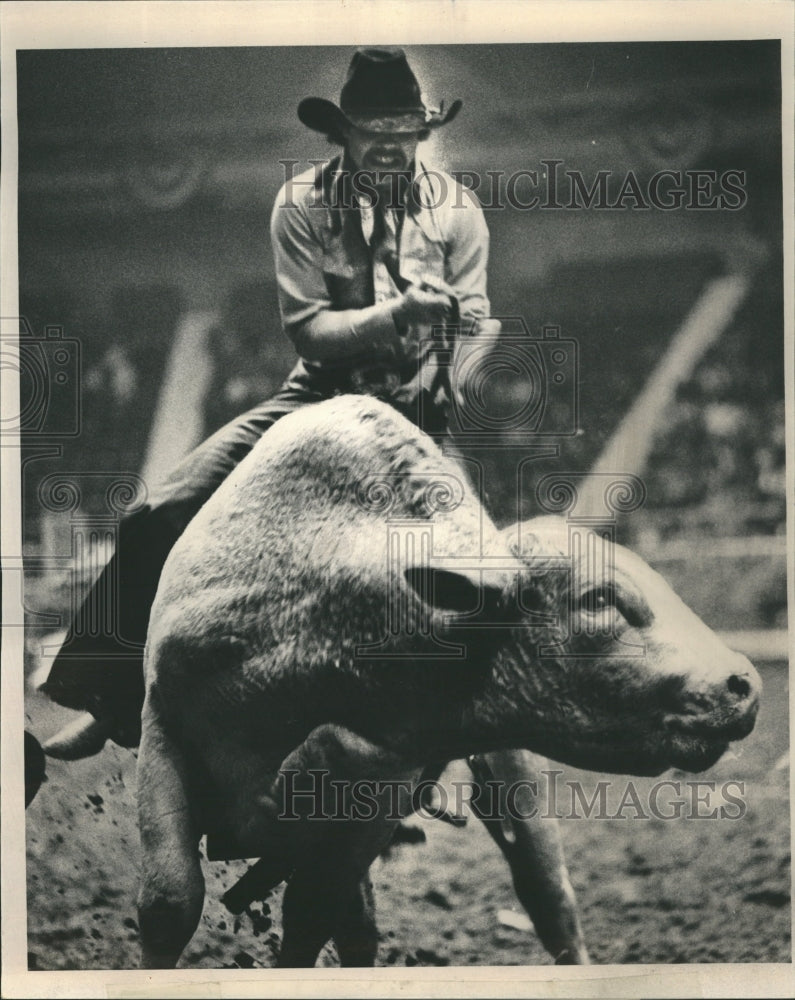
[{"xmin": 393, "ymin": 285, "xmax": 452, "ymax": 326}]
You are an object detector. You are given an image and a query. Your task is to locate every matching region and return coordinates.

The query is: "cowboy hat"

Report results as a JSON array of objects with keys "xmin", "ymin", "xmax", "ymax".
[{"xmin": 298, "ymin": 47, "xmax": 462, "ymax": 137}]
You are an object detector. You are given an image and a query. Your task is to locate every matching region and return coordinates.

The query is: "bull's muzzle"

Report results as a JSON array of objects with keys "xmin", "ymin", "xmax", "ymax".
[{"xmin": 664, "ymin": 654, "xmax": 762, "ymax": 742}]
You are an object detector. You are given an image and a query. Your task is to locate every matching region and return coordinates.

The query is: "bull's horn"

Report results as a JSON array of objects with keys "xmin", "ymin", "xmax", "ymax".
[{"xmin": 42, "ymin": 713, "xmax": 110, "ymax": 760}]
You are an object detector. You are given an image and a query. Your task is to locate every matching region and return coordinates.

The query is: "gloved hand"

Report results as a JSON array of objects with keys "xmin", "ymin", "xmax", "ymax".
[{"xmin": 392, "ymin": 284, "xmax": 453, "ymax": 327}]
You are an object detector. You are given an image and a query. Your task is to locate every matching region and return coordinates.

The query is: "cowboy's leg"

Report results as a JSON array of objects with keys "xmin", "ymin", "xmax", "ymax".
[
  {"xmin": 469, "ymin": 751, "xmax": 589, "ymax": 965},
  {"xmin": 332, "ymin": 875, "xmax": 379, "ymax": 967},
  {"xmin": 42, "ymin": 364, "xmax": 330, "ymax": 753}
]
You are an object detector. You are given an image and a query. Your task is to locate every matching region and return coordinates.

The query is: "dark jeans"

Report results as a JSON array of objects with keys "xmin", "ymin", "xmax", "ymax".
[{"xmin": 42, "ymin": 360, "xmax": 450, "ymax": 744}]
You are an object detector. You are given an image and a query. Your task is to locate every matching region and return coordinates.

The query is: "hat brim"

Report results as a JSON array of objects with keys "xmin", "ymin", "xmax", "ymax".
[{"xmin": 298, "ymin": 97, "xmax": 461, "ymax": 136}]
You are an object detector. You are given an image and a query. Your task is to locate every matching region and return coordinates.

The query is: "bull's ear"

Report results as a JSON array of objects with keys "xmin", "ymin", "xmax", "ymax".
[{"xmin": 404, "ymin": 566, "xmax": 507, "ymax": 619}]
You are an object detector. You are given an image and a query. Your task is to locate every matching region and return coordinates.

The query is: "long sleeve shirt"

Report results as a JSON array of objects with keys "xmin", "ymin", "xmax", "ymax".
[{"xmin": 270, "ymin": 156, "xmax": 491, "ymax": 372}]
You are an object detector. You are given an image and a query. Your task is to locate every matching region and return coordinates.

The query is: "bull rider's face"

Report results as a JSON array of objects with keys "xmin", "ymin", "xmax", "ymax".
[{"xmin": 344, "ymin": 126, "xmax": 423, "ymax": 177}]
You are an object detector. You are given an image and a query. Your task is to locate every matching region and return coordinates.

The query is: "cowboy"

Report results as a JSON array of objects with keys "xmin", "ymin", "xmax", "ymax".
[
  {"xmin": 42, "ymin": 46, "xmax": 500, "ymax": 751},
  {"xmin": 271, "ymin": 46, "xmax": 495, "ymax": 433}
]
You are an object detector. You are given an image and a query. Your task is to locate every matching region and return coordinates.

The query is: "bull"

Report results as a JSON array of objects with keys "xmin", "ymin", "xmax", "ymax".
[{"xmin": 64, "ymin": 393, "xmax": 762, "ymax": 968}]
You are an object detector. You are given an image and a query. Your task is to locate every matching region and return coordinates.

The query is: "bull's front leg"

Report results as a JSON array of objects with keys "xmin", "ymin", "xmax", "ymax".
[
  {"xmin": 333, "ymin": 875, "xmax": 378, "ymax": 967},
  {"xmin": 469, "ymin": 750, "xmax": 589, "ymax": 965},
  {"xmin": 224, "ymin": 724, "xmax": 413, "ymax": 914},
  {"xmin": 222, "ymin": 724, "xmax": 417, "ymax": 965},
  {"xmin": 270, "ymin": 724, "xmax": 419, "ymax": 967},
  {"xmin": 266, "ymin": 723, "xmax": 417, "ymax": 850},
  {"xmin": 279, "ymin": 865, "xmax": 381, "ymax": 968},
  {"xmin": 136, "ymin": 690, "xmax": 205, "ymax": 969}
]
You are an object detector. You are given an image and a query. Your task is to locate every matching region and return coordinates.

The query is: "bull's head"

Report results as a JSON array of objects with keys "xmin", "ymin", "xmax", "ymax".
[
  {"xmin": 497, "ymin": 516, "xmax": 762, "ymax": 776},
  {"xmin": 405, "ymin": 516, "xmax": 762, "ymax": 777}
]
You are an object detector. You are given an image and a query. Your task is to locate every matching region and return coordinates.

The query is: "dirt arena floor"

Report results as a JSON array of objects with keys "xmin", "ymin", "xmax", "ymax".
[{"xmin": 24, "ymin": 660, "xmax": 790, "ymax": 971}]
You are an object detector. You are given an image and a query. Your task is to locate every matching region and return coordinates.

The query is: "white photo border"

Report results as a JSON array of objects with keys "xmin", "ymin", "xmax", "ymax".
[{"xmin": 2, "ymin": 2, "xmax": 793, "ymax": 997}]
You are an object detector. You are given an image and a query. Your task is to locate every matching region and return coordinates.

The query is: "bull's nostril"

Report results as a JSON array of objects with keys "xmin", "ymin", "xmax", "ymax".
[{"xmin": 727, "ymin": 674, "xmax": 751, "ymax": 699}]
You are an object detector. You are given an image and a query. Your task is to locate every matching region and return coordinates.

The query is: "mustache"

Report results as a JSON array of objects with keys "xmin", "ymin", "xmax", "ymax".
[{"xmin": 362, "ymin": 147, "xmax": 407, "ymax": 164}]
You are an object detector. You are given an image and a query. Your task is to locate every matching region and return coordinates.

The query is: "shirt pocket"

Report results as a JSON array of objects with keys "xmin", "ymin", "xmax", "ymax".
[
  {"xmin": 321, "ymin": 232, "xmax": 374, "ymax": 309},
  {"xmin": 400, "ymin": 225, "xmax": 447, "ymax": 287}
]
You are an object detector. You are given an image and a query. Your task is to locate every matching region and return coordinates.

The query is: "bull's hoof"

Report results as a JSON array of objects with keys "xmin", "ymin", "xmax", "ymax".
[
  {"xmin": 222, "ymin": 858, "xmax": 290, "ymax": 913},
  {"xmin": 42, "ymin": 712, "xmax": 110, "ymax": 760},
  {"xmin": 418, "ymin": 783, "xmax": 468, "ymax": 828},
  {"xmin": 554, "ymin": 945, "xmax": 591, "ymax": 965}
]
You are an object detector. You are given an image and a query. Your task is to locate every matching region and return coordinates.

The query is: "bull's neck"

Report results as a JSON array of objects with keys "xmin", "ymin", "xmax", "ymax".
[{"xmin": 389, "ymin": 630, "xmax": 554, "ymax": 763}]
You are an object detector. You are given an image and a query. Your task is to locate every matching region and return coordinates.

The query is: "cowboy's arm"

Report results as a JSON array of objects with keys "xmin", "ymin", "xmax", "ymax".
[{"xmin": 270, "ymin": 192, "xmax": 406, "ymax": 363}]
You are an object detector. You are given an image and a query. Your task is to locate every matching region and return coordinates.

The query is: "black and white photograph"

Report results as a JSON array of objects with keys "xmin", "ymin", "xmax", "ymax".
[{"xmin": 2, "ymin": 2, "xmax": 792, "ymax": 996}]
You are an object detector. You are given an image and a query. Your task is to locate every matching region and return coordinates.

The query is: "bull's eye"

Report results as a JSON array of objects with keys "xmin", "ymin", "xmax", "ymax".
[{"xmin": 577, "ymin": 586, "xmax": 615, "ymax": 614}]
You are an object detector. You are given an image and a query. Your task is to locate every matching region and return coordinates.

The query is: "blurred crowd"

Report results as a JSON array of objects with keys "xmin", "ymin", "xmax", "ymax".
[
  {"xmin": 644, "ymin": 265, "xmax": 786, "ymax": 539},
  {"xmin": 201, "ymin": 283, "xmax": 283, "ymax": 439}
]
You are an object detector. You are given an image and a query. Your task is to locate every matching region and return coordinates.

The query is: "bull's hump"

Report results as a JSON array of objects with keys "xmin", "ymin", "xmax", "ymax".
[
  {"xmin": 202, "ymin": 395, "xmax": 472, "ymax": 523},
  {"xmin": 155, "ymin": 393, "xmax": 500, "ymax": 611},
  {"xmin": 253, "ymin": 395, "xmax": 445, "ymax": 475}
]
